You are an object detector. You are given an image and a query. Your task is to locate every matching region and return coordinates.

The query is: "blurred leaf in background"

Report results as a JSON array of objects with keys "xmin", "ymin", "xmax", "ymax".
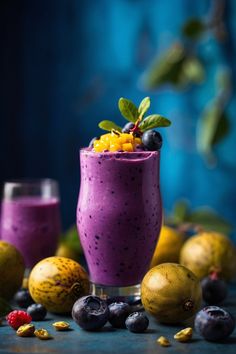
[
  {"xmin": 197, "ymin": 68, "xmax": 231, "ymax": 167},
  {"xmin": 140, "ymin": 1, "xmax": 231, "ymax": 168},
  {"xmin": 182, "ymin": 18, "xmax": 206, "ymax": 39},
  {"xmin": 166, "ymin": 199, "xmax": 233, "ymax": 235},
  {"xmin": 142, "ymin": 42, "xmax": 205, "ymax": 90},
  {"xmin": 55, "ymin": 225, "xmax": 83, "ymax": 262}
]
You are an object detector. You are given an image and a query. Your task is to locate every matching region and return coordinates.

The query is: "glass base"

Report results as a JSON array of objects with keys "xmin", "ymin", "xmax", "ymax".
[{"xmin": 91, "ymin": 283, "xmax": 143, "ymax": 310}]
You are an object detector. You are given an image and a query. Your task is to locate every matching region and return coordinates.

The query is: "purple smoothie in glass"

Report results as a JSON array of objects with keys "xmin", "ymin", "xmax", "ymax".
[
  {"xmin": 77, "ymin": 149, "xmax": 162, "ymax": 287},
  {"xmin": 1, "ymin": 196, "xmax": 60, "ymax": 268}
]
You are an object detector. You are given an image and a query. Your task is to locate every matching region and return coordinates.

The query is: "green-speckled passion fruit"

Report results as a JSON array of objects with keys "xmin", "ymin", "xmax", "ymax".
[
  {"xmin": 29, "ymin": 256, "xmax": 90, "ymax": 313},
  {"xmin": 180, "ymin": 232, "xmax": 236, "ymax": 281},
  {"xmin": 141, "ymin": 263, "xmax": 202, "ymax": 324},
  {"xmin": 0, "ymin": 241, "xmax": 25, "ymax": 300}
]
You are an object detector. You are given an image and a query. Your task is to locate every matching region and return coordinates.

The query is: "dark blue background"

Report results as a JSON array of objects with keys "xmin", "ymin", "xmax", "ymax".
[{"xmin": 1, "ymin": 0, "xmax": 236, "ymax": 236}]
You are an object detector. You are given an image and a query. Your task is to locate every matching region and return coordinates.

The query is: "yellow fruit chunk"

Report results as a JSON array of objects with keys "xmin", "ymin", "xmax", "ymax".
[
  {"xmin": 157, "ymin": 336, "xmax": 171, "ymax": 347},
  {"xmin": 93, "ymin": 132, "xmax": 138, "ymax": 152},
  {"xmin": 34, "ymin": 329, "xmax": 52, "ymax": 340},
  {"xmin": 134, "ymin": 137, "xmax": 142, "ymax": 145},
  {"xmin": 93, "ymin": 141, "xmax": 108, "ymax": 152},
  {"xmin": 122, "ymin": 143, "xmax": 134, "ymax": 152},
  {"xmin": 118, "ymin": 133, "xmax": 133, "ymax": 144},
  {"xmin": 110, "ymin": 143, "xmax": 122, "ymax": 152},
  {"xmin": 174, "ymin": 327, "xmax": 193, "ymax": 342},
  {"xmin": 17, "ymin": 324, "xmax": 35, "ymax": 337},
  {"xmin": 52, "ymin": 321, "xmax": 70, "ymax": 331},
  {"xmin": 100, "ymin": 133, "xmax": 111, "ymax": 142}
]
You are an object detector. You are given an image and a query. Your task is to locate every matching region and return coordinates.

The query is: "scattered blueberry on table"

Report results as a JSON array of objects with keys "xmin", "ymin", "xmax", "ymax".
[
  {"xmin": 201, "ymin": 273, "xmax": 228, "ymax": 305},
  {"xmin": 72, "ymin": 295, "xmax": 109, "ymax": 331},
  {"xmin": 125, "ymin": 312, "xmax": 149, "ymax": 333},
  {"xmin": 108, "ymin": 302, "xmax": 131, "ymax": 328},
  {"xmin": 14, "ymin": 289, "xmax": 34, "ymax": 308},
  {"xmin": 27, "ymin": 303, "xmax": 47, "ymax": 321},
  {"xmin": 194, "ymin": 306, "xmax": 235, "ymax": 342}
]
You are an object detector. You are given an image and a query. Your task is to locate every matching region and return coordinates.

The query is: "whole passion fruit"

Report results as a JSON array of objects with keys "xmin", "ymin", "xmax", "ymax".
[
  {"xmin": 150, "ymin": 225, "xmax": 185, "ymax": 267},
  {"xmin": 141, "ymin": 263, "xmax": 202, "ymax": 324},
  {"xmin": 29, "ymin": 256, "xmax": 90, "ymax": 313},
  {"xmin": 0, "ymin": 241, "xmax": 25, "ymax": 300},
  {"xmin": 180, "ymin": 232, "xmax": 236, "ymax": 281}
]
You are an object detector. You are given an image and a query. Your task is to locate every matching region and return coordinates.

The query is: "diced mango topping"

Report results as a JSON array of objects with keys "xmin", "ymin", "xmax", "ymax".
[{"xmin": 93, "ymin": 132, "xmax": 141, "ymax": 152}]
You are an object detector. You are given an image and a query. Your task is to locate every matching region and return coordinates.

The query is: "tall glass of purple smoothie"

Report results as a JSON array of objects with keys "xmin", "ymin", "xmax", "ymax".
[
  {"xmin": 77, "ymin": 149, "xmax": 162, "ymax": 299},
  {"xmin": 1, "ymin": 179, "xmax": 61, "ymax": 268}
]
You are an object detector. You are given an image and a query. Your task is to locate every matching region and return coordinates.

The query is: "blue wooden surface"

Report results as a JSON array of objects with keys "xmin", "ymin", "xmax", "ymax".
[{"xmin": 1, "ymin": 286, "xmax": 236, "ymax": 354}]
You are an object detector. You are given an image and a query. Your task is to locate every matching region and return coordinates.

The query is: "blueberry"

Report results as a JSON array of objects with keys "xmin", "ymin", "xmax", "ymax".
[
  {"xmin": 72, "ymin": 295, "xmax": 109, "ymax": 331},
  {"xmin": 125, "ymin": 312, "xmax": 149, "ymax": 333},
  {"xmin": 142, "ymin": 129, "xmax": 162, "ymax": 151},
  {"xmin": 122, "ymin": 122, "xmax": 135, "ymax": 133},
  {"xmin": 89, "ymin": 137, "xmax": 99, "ymax": 148},
  {"xmin": 201, "ymin": 275, "xmax": 228, "ymax": 305},
  {"xmin": 108, "ymin": 302, "xmax": 131, "ymax": 328},
  {"xmin": 14, "ymin": 289, "xmax": 34, "ymax": 308},
  {"xmin": 194, "ymin": 306, "xmax": 235, "ymax": 341},
  {"xmin": 27, "ymin": 303, "xmax": 47, "ymax": 321}
]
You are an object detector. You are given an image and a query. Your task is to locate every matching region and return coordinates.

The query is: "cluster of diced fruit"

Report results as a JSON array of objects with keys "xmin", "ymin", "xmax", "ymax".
[
  {"xmin": 93, "ymin": 132, "xmax": 142, "ymax": 152},
  {"xmin": 90, "ymin": 122, "xmax": 163, "ymax": 152}
]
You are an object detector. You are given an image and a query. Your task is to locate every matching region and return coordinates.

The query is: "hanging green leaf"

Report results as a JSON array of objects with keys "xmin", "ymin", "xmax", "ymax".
[
  {"xmin": 138, "ymin": 97, "xmax": 150, "ymax": 118},
  {"xmin": 139, "ymin": 114, "xmax": 171, "ymax": 131},
  {"xmin": 187, "ymin": 209, "xmax": 232, "ymax": 234},
  {"xmin": 212, "ymin": 112, "xmax": 230, "ymax": 145},
  {"xmin": 216, "ymin": 69, "xmax": 231, "ymax": 91},
  {"xmin": 142, "ymin": 43, "xmax": 187, "ymax": 89},
  {"xmin": 182, "ymin": 57, "xmax": 205, "ymax": 84},
  {"xmin": 197, "ymin": 102, "xmax": 230, "ymax": 160},
  {"xmin": 118, "ymin": 98, "xmax": 139, "ymax": 123},
  {"xmin": 172, "ymin": 200, "xmax": 190, "ymax": 223},
  {"xmin": 182, "ymin": 18, "xmax": 205, "ymax": 39},
  {"xmin": 98, "ymin": 120, "xmax": 122, "ymax": 132}
]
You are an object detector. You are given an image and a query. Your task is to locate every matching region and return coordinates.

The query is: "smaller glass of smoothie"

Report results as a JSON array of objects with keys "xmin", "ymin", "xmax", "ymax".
[{"xmin": 1, "ymin": 179, "xmax": 61, "ymax": 268}]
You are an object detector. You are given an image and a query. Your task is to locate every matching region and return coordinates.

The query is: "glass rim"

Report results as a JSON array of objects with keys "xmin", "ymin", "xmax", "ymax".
[
  {"xmin": 80, "ymin": 147, "xmax": 160, "ymax": 156},
  {"xmin": 3, "ymin": 178, "xmax": 58, "ymax": 187}
]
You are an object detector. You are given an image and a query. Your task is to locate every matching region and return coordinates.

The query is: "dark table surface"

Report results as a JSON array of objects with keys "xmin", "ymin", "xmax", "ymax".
[{"xmin": 1, "ymin": 286, "xmax": 236, "ymax": 354}]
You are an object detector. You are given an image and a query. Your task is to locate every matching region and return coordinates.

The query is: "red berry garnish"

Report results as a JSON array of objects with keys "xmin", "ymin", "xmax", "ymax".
[{"xmin": 6, "ymin": 310, "xmax": 32, "ymax": 330}]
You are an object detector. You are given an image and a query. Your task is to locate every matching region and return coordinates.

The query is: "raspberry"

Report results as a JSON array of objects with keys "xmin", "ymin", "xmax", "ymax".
[{"xmin": 6, "ymin": 310, "xmax": 32, "ymax": 330}]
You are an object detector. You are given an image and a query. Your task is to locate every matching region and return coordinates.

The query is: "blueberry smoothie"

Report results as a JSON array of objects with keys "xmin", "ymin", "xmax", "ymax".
[
  {"xmin": 1, "ymin": 197, "xmax": 61, "ymax": 267},
  {"xmin": 77, "ymin": 149, "xmax": 162, "ymax": 287}
]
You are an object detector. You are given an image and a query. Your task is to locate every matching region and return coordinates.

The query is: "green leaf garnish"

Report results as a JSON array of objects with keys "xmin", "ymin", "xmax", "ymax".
[
  {"xmin": 138, "ymin": 97, "xmax": 150, "ymax": 118},
  {"xmin": 182, "ymin": 18, "xmax": 205, "ymax": 39},
  {"xmin": 97, "ymin": 97, "xmax": 171, "ymax": 135},
  {"xmin": 118, "ymin": 98, "xmax": 138, "ymax": 123},
  {"xmin": 98, "ymin": 120, "xmax": 122, "ymax": 132},
  {"xmin": 139, "ymin": 114, "xmax": 171, "ymax": 131}
]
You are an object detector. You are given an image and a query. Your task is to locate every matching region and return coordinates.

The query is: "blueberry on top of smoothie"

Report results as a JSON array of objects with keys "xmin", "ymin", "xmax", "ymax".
[
  {"xmin": 142, "ymin": 130, "xmax": 162, "ymax": 151},
  {"xmin": 89, "ymin": 97, "xmax": 171, "ymax": 153}
]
